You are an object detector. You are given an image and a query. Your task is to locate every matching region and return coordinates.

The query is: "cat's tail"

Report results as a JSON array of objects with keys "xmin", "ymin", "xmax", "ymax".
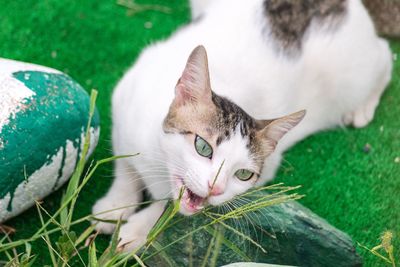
[{"xmin": 363, "ymin": 0, "xmax": 400, "ymax": 38}]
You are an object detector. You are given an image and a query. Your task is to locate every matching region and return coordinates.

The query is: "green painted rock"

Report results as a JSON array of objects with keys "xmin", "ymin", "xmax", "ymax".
[
  {"xmin": 0, "ymin": 59, "xmax": 100, "ymax": 223},
  {"xmin": 222, "ymin": 264, "xmax": 295, "ymax": 267},
  {"xmin": 149, "ymin": 201, "xmax": 362, "ymax": 267}
]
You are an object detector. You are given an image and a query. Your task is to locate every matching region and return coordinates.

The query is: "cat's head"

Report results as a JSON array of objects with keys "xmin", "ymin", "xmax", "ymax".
[{"xmin": 162, "ymin": 45, "xmax": 305, "ymax": 215}]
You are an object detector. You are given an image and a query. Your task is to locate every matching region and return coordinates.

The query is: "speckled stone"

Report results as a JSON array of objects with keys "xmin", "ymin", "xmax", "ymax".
[{"xmin": 0, "ymin": 59, "xmax": 100, "ymax": 223}]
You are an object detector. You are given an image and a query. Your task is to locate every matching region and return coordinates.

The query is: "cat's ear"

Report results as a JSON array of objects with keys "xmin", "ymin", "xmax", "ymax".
[
  {"xmin": 174, "ymin": 45, "xmax": 212, "ymax": 105},
  {"xmin": 257, "ymin": 110, "xmax": 306, "ymax": 147}
]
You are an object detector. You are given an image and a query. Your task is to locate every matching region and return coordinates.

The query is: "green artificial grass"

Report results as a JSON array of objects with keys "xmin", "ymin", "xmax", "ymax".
[{"xmin": 0, "ymin": 0, "xmax": 399, "ymax": 266}]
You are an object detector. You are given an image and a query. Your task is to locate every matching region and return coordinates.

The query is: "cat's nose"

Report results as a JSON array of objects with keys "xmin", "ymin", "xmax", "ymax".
[{"xmin": 208, "ymin": 181, "xmax": 224, "ymax": 196}]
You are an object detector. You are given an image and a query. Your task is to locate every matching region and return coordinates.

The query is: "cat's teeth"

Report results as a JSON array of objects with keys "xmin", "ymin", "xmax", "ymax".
[{"xmin": 186, "ymin": 197, "xmax": 191, "ymax": 204}]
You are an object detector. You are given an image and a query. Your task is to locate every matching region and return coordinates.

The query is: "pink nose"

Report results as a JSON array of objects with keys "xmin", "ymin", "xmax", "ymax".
[{"xmin": 208, "ymin": 181, "xmax": 224, "ymax": 196}]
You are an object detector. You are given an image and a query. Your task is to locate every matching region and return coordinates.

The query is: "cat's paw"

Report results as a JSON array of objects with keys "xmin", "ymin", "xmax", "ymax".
[
  {"xmin": 343, "ymin": 101, "xmax": 377, "ymax": 128},
  {"xmin": 118, "ymin": 219, "xmax": 149, "ymax": 252},
  {"xmin": 91, "ymin": 196, "xmax": 135, "ymax": 234}
]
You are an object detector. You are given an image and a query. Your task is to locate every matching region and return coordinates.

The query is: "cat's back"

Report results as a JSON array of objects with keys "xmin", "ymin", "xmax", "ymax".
[{"xmin": 112, "ymin": 0, "xmax": 386, "ymax": 151}]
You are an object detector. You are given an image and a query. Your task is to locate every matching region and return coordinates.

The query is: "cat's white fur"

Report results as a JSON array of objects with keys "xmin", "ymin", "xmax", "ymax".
[{"xmin": 93, "ymin": 0, "xmax": 392, "ymax": 251}]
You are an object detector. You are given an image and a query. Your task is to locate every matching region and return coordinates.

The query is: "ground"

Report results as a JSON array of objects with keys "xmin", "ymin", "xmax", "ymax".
[{"xmin": 0, "ymin": 0, "xmax": 399, "ymax": 266}]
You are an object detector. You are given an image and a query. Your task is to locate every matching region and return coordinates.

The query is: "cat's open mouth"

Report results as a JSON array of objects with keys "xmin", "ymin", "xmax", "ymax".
[{"xmin": 175, "ymin": 177, "xmax": 206, "ymax": 214}]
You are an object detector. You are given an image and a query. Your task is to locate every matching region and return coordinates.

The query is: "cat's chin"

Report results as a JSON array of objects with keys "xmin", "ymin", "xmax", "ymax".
[{"xmin": 173, "ymin": 177, "xmax": 207, "ymax": 216}]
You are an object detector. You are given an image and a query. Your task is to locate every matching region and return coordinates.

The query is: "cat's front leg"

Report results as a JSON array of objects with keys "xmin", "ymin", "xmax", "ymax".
[
  {"xmin": 92, "ymin": 160, "xmax": 143, "ymax": 234},
  {"xmin": 118, "ymin": 200, "xmax": 167, "ymax": 252}
]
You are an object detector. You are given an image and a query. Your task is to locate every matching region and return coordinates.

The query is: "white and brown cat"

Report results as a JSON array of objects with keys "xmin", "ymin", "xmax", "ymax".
[{"xmin": 93, "ymin": 0, "xmax": 396, "ymax": 251}]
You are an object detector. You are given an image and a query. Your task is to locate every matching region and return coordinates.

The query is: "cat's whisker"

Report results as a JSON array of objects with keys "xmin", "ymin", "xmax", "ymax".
[
  {"xmin": 127, "ymin": 180, "xmax": 176, "ymax": 198},
  {"xmin": 229, "ymin": 200, "xmax": 252, "ymax": 252},
  {"xmin": 126, "ymin": 175, "xmax": 175, "ymax": 184},
  {"xmin": 229, "ymin": 201, "xmax": 247, "ymax": 236},
  {"xmin": 231, "ymin": 199, "xmax": 259, "ymax": 251},
  {"xmin": 222, "ymin": 202, "xmax": 241, "ymax": 234},
  {"xmin": 234, "ymin": 195, "xmax": 282, "ymax": 247},
  {"xmin": 146, "ymin": 149, "xmax": 185, "ymax": 166},
  {"xmin": 186, "ymin": 169, "xmax": 204, "ymax": 190},
  {"xmin": 139, "ymin": 152, "xmax": 187, "ymax": 171},
  {"xmin": 121, "ymin": 170, "xmax": 176, "ymax": 178}
]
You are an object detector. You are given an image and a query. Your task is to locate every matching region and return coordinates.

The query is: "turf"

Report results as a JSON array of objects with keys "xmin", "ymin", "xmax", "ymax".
[{"xmin": 0, "ymin": 0, "xmax": 399, "ymax": 266}]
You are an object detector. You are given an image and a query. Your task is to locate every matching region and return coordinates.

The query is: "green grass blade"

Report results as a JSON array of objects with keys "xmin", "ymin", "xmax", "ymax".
[
  {"xmin": 75, "ymin": 224, "xmax": 97, "ymax": 247},
  {"xmin": 88, "ymin": 241, "xmax": 98, "ymax": 267},
  {"xmin": 200, "ymin": 226, "xmax": 216, "ymax": 267},
  {"xmin": 215, "ymin": 219, "xmax": 266, "ymax": 254},
  {"xmin": 98, "ymin": 219, "xmax": 123, "ymax": 265},
  {"xmin": 63, "ymin": 89, "xmax": 98, "ymax": 229},
  {"xmin": 110, "ymin": 219, "xmax": 122, "ymax": 255},
  {"xmin": 150, "ymin": 241, "xmax": 177, "ymax": 267},
  {"xmin": 204, "ymin": 226, "xmax": 251, "ymax": 262},
  {"xmin": 35, "ymin": 201, "xmax": 58, "ymax": 267},
  {"xmin": 35, "ymin": 201, "xmax": 86, "ymax": 266},
  {"xmin": 147, "ymin": 189, "xmax": 183, "ymax": 244},
  {"xmin": 60, "ymin": 192, "xmax": 68, "ymax": 229},
  {"xmin": 132, "ymin": 254, "xmax": 146, "ymax": 267},
  {"xmin": 209, "ymin": 225, "xmax": 224, "ymax": 267}
]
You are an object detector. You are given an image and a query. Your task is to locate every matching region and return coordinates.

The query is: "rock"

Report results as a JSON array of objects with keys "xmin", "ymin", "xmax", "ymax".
[
  {"xmin": 222, "ymin": 264, "xmax": 295, "ymax": 267},
  {"xmin": 148, "ymin": 201, "xmax": 362, "ymax": 267},
  {"xmin": 0, "ymin": 59, "xmax": 100, "ymax": 223}
]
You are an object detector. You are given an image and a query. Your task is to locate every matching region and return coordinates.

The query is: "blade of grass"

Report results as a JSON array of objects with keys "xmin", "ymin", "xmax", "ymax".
[
  {"xmin": 132, "ymin": 254, "xmax": 146, "ymax": 267},
  {"xmin": 139, "ymin": 199, "xmax": 180, "ymax": 260},
  {"xmin": 209, "ymin": 225, "xmax": 224, "ymax": 267},
  {"xmin": 3, "ymin": 249, "xmax": 13, "ymax": 262},
  {"xmin": 147, "ymin": 188, "xmax": 184, "ymax": 244},
  {"xmin": 88, "ymin": 241, "xmax": 98, "ymax": 267},
  {"xmin": 211, "ymin": 217, "xmax": 266, "ymax": 254},
  {"xmin": 358, "ymin": 242, "xmax": 392, "ymax": 263},
  {"xmin": 200, "ymin": 225, "xmax": 217, "ymax": 267},
  {"xmin": 188, "ymin": 233, "xmax": 193, "ymax": 267},
  {"xmin": 63, "ymin": 90, "xmax": 98, "ymax": 229},
  {"xmin": 35, "ymin": 201, "xmax": 86, "ymax": 267},
  {"xmin": 75, "ymin": 224, "xmax": 97, "ymax": 247},
  {"xmin": 35, "ymin": 202, "xmax": 57, "ymax": 267},
  {"xmin": 210, "ymin": 160, "xmax": 225, "ymax": 190},
  {"xmin": 116, "ymin": 0, "xmax": 172, "ymax": 14},
  {"xmin": 98, "ymin": 219, "xmax": 123, "ymax": 265},
  {"xmin": 110, "ymin": 219, "xmax": 122, "ymax": 255},
  {"xmin": 204, "ymin": 225, "xmax": 251, "ymax": 262},
  {"xmin": 40, "ymin": 235, "xmax": 70, "ymax": 267},
  {"xmin": 150, "ymin": 241, "xmax": 177, "ymax": 267},
  {"xmin": 60, "ymin": 191, "xmax": 68, "ymax": 230}
]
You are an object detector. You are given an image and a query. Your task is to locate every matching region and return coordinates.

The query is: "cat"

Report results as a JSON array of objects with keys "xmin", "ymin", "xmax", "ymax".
[
  {"xmin": 362, "ymin": 0, "xmax": 400, "ymax": 38},
  {"xmin": 92, "ymin": 0, "xmax": 395, "ymax": 251}
]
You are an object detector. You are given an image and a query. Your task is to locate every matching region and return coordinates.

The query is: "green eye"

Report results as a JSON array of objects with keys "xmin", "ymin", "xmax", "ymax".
[
  {"xmin": 235, "ymin": 169, "xmax": 254, "ymax": 181},
  {"xmin": 195, "ymin": 135, "xmax": 213, "ymax": 159}
]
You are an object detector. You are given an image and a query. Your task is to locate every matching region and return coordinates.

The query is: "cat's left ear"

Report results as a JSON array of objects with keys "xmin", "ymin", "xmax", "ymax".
[
  {"xmin": 257, "ymin": 110, "xmax": 306, "ymax": 148},
  {"xmin": 174, "ymin": 45, "xmax": 212, "ymax": 106}
]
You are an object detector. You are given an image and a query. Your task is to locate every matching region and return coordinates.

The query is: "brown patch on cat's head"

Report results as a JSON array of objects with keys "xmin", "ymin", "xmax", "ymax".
[{"xmin": 163, "ymin": 45, "xmax": 306, "ymax": 172}]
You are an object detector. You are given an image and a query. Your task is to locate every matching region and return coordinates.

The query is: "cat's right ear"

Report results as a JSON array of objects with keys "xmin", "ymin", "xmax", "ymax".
[
  {"xmin": 257, "ymin": 110, "xmax": 306, "ymax": 149},
  {"xmin": 174, "ymin": 45, "xmax": 212, "ymax": 106}
]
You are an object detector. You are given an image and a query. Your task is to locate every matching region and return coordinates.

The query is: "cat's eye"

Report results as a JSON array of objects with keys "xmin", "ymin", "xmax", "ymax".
[
  {"xmin": 235, "ymin": 169, "xmax": 254, "ymax": 181},
  {"xmin": 194, "ymin": 135, "xmax": 213, "ymax": 159}
]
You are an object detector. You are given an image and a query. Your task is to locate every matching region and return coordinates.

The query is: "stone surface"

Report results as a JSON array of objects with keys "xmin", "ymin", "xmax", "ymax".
[
  {"xmin": 148, "ymin": 201, "xmax": 362, "ymax": 267},
  {"xmin": 0, "ymin": 59, "xmax": 100, "ymax": 223},
  {"xmin": 222, "ymin": 264, "xmax": 295, "ymax": 267}
]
